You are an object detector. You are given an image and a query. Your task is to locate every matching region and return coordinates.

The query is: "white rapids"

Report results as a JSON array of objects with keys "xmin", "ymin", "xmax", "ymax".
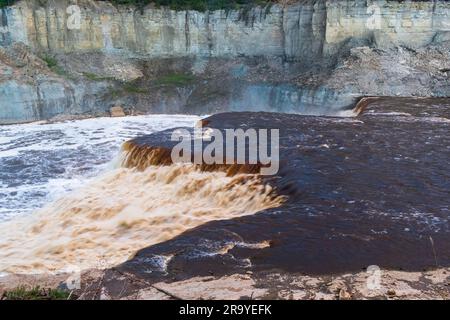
[{"xmin": 0, "ymin": 115, "xmax": 201, "ymax": 221}]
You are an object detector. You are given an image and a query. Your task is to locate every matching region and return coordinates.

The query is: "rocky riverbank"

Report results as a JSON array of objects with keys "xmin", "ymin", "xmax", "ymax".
[{"xmin": 1, "ymin": 267, "xmax": 449, "ymax": 300}]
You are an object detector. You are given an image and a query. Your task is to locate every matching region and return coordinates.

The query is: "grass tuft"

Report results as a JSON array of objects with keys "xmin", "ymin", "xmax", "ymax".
[
  {"xmin": 41, "ymin": 55, "xmax": 72, "ymax": 78},
  {"xmin": 2, "ymin": 286, "xmax": 73, "ymax": 300},
  {"xmin": 83, "ymin": 72, "xmax": 115, "ymax": 81},
  {"xmin": 155, "ymin": 73, "xmax": 195, "ymax": 86},
  {"xmin": 123, "ymin": 83, "xmax": 148, "ymax": 94}
]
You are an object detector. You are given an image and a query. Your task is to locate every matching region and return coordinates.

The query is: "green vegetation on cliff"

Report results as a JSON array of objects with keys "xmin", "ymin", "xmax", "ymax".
[
  {"xmin": 41, "ymin": 54, "xmax": 71, "ymax": 77},
  {"xmin": 83, "ymin": 72, "xmax": 115, "ymax": 81},
  {"xmin": 1, "ymin": 0, "xmax": 273, "ymax": 11},
  {"xmin": 155, "ymin": 73, "xmax": 195, "ymax": 86},
  {"xmin": 0, "ymin": 0, "xmax": 15, "ymax": 8},
  {"xmin": 113, "ymin": 0, "xmax": 273, "ymax": 11}
]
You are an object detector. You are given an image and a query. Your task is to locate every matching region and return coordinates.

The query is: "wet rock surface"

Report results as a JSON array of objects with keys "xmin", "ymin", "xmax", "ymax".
[{"xmin": 2, "ymin": 266, "xmax": 449, "ymax": 300}]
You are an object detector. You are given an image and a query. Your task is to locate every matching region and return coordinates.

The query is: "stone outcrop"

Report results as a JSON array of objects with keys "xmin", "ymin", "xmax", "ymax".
[
  {"xmin": 109, "ymin": 105, "xmax": 125, "ymax": 117},
  {"xmin": 2, "ymin": 0, "xmax": 449, "ymax": 59},
  {"xmin": 0, "ymin": 42, "xmax": 108, "ymax": 124},
  {"xmin": 0, "ymin": 0, "xmax": 449, "ymax": 124},
  {"xmin": 2, "ymin": 267, "xmax": 449, "ymax": 300}
]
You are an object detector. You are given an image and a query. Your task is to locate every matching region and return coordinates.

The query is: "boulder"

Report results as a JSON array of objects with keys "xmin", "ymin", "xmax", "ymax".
[{"xmin": 110, "ymin": 106, "xmax": 126, "ymax": 117}]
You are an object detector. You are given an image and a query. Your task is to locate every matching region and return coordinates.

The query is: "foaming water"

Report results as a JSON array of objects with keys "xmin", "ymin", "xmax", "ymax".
[
  {"xmin": 0, "ymin": 164, "xmax": 283, "ymax": 274},
  {"xmin": 0, "ymin": 115, "xmax": 201, "ymax": 221}
]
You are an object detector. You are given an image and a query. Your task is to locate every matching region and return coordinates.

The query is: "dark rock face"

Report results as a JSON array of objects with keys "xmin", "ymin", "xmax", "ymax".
[{"xmin": 109, "ymin": 98, "xmax": 450, "ymax": 285}]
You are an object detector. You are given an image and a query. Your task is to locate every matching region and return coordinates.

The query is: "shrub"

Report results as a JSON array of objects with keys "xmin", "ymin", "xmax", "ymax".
[
  {"xmin": 107, "ymin": 0, "xmax": 273, "ymax": 12},
  {"xmin": 0, "ymin": 0, "xmax": 16, "ymax": 8},
  {"xmin": 155, "ymin": 73, "xmax": 195, "ymax": 86},
  {"xmin": 3, "ymin": 286, "xmax": 73, "ymax": 300},
  {"xmin": 1, "ymin": 1, "xmax": 273, "ymax": 11}
]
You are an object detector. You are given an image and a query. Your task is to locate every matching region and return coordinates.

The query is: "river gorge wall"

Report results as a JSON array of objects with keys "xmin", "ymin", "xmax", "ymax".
[{"xmin": 0, "ymin": 0, "xmax": 449, "ymax": 124}]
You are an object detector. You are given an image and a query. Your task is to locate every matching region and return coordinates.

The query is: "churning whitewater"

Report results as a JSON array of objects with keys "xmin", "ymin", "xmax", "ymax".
[
  {"xmin": 0, "ymin": 115, "xmax": 200, "ymax": 221},
  {"xmin": 0, "ymin": 164, "xmax": 283, "ymax": 274},
  {"xmin": 0, "ymin": 115, "xmax": 284, "ymax": 274}
]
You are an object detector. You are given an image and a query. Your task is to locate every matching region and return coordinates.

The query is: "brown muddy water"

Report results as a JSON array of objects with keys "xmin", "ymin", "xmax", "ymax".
[
  {"xmin": 0, "ymin": 98, "xmax": 449, "ymax": 279},
  {"xmin": 118, "ymin": 97, "xmax": 450, "ymax": 279}
]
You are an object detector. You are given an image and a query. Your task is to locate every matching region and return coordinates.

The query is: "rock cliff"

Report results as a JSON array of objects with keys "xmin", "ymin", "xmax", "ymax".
[{"xmin": 0, "ymin": 0, "xmax": 449, "ymax": 124}]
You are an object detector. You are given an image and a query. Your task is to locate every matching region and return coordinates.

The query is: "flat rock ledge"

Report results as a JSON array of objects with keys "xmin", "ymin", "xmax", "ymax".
[{"xmin": 1, "ymin": 268, "xmax": 449, "ymax": 300}]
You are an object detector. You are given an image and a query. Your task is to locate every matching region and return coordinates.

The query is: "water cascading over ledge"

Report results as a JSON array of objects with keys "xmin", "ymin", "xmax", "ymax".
[
  {"xmin": 0, "ymin": 97, "xmax": 449, "ymax": 275},
  {"xmin": 115, "ymin": 99, "xmax": 450, "ymax": 275},
  {"xmin": 120, "ymin": 140, "xmax": 265, "ymax": 176},
  {"xmin": 0, "ymin": 162, "xmax": 284, "ymax": 274}
]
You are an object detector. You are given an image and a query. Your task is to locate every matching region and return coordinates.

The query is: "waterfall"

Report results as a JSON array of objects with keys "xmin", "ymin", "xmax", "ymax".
[{"xmin": 0, "ymin": 159, "xmax": 283, "ymax": 274}]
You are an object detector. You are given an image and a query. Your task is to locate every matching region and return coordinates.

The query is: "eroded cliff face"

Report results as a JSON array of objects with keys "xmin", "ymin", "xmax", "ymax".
[
  {"xmin": 0, "ymin": 0, "xmax": 449, "ymax": 124},
  {"xmin": 3, "ymin": 0, "xmax": 449, "ymax": 59},
  {"xmin": 2, "ymin": 0, "xmax": 449, "ymax": 58}
]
